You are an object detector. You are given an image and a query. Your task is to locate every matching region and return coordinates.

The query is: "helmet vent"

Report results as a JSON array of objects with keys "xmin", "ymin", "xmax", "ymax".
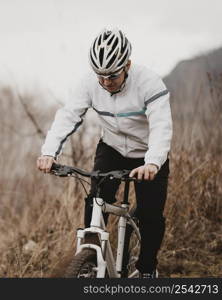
[
  {"xmin": 106, "ymin": 51, "xmax": 118, "ymax": 69},
  {"xmin": 98, "ymin": 35, "xmax": 102, "ymax": 46},
  {"xmin": 117, "ymin": 50, "xmax": 128, "ymax": 68},
  {"xmin": 99, "ymin": 48, "xmax": 104, "ymax": 67},
  {"xmin": 90, "ymin": 53, "xmax": 98, "ymax": 69}
]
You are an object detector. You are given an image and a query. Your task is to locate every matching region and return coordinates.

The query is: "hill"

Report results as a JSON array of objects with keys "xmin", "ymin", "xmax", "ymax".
[{"xmin": 164, "ymin": 47, "xmax": 222, "ymax": 151}]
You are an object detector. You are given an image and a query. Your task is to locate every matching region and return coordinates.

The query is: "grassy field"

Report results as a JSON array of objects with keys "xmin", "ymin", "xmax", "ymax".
[{"xmin": 0, "ymin": 77, "xmax": 221, "ymax": 277}]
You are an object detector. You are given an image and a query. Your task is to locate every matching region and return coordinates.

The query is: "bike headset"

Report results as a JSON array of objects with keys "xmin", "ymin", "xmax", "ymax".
[{"xmin": 89, "ymin": 28, "xmax": 132, "ymax": 95}]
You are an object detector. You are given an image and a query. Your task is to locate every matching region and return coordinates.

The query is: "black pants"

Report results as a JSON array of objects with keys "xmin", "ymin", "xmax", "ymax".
[{"xmin": 84, "ymin": 140, "xmax": 170, "ymax": 273}]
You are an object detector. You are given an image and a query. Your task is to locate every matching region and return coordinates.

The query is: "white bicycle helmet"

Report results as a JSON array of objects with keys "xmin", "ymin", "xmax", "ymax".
[{"xmin": 89, "ymin": 28, "xmax": 132, "ymax": 75}]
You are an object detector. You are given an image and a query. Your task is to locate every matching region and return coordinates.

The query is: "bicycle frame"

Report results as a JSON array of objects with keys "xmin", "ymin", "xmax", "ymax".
[
  {"xmin": 75, "ymin": 196, "xmax": 140, "ymax": 278},
  {"xmin": 50, "ymin": 163, "xmax": 141, "ymax": 278}
]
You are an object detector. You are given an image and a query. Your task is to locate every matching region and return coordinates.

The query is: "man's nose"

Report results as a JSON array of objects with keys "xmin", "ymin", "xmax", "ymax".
[{"xmin": 103, "ymin": 78, "xmax": 112, "ymax": 86}]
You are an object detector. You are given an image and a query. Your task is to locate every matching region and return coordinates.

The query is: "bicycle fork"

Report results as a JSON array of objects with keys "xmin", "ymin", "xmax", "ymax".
[
  {"xmin": 76, "ymin": 197, "xmax": 116, "ymax": 278},
  {"xmin": 75, "ymin": 198, "xmax": 128, "ymax": 278},
  {"xmin": 116, "ymin": 204, "xmax": 128, "ymax": 274}
]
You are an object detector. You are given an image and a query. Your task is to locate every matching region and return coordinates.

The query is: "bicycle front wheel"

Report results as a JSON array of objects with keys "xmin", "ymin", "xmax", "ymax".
[{"xmin": 64, "ymin": 249, "xmax": 97, "ymax": 278}]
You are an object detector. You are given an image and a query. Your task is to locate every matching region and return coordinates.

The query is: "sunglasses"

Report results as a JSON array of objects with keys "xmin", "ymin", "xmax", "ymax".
[{"xmin": 97, "ymin": 68, "xmax": 124, "ymax": 80}]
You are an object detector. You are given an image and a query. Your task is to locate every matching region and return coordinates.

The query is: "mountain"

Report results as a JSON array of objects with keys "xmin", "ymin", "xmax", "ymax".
[
  {"xmin": 163, "ymin": 47, "xmax": 222, "ymax": 150},
  {"xmin": 164, "ymin": 47, "xmax": 222, "ymax": 117}
]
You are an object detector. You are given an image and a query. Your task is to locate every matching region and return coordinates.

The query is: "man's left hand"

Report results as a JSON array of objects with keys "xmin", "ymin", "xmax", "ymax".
[{"xmin": 129, "ymin": 164, "xmax": 159, "ymax": 181}]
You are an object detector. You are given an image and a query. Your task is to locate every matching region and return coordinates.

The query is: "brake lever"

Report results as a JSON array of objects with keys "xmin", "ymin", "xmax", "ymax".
[{"xmin": 50, "ymin": 165, "xmax": 72, "ymax": 177}]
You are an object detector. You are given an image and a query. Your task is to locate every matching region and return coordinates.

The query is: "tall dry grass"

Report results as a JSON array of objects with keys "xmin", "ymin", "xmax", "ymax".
[{"xmin": 0, "ymin": 72, "xmax": 221, "ymax": 277}]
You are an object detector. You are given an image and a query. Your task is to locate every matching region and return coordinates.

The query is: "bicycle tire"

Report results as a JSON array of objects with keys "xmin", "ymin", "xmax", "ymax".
[
  {"xmin": 64, "ymin": 249, "xmax": 97, "ymax": 278},
  {"xmin": 122, "ymin": 206, "xmax": 141, "ymax": 278}
]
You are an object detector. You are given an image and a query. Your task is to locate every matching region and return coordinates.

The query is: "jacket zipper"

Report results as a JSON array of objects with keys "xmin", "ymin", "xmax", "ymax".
[
  {"xmin": 113, "ymin": 94, "xmax": 127, "ymax": 155},
  {"xmin": 113, "ymin": 95, "xmax": 120, "ymax": 133}
]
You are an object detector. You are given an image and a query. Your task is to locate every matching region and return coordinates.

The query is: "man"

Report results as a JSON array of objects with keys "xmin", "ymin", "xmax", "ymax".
[{"xmin": 37, "ymin": 28, "xmax": 173, "ymax": 278}]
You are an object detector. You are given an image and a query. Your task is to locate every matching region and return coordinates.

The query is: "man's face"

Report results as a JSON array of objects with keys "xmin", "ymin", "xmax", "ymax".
[
  {"xmin": 97, "ymin": 61, "xmax": 131, "ymax": 93},
  {"xmin": 97, "ymin": 69, "xmax": 125, "ymax": 93}
]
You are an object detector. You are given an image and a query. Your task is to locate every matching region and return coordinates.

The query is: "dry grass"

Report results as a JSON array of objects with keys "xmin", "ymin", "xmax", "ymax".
[{"xmin": 0, "ymin": 73, "xmax": 221, "ymax": 278}]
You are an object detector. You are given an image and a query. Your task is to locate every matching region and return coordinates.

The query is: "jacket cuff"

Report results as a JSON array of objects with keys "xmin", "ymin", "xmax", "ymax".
[
  {"xmin": 41, "ymin": 152, "xmax": 57, "ymax": 160},
  {"xmin": 144, "ymin": 157, "xmax": 162, "ymax": 170},
  {"xmin": 145, "ymin": 163, "xmax": 160, "ymax": 170}
]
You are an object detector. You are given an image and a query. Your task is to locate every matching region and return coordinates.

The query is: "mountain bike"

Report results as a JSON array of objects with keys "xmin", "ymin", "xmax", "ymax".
[{"xmin": 50, "ymin": 163, "xmax": 141, "ymax": 278}]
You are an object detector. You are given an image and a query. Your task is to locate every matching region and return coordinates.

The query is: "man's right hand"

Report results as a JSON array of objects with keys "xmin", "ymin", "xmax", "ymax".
[{"xmin": 37, "ymin": 155, "xmax": 57, "ymax": 173}]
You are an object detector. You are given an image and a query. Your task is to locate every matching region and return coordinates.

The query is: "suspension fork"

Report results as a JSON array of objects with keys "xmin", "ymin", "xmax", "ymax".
[{"xmin": 116, "ymin": 180, "xmax": 130, "ymax": 275}]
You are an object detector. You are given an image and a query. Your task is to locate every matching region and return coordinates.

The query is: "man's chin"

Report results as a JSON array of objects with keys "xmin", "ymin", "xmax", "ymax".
[{"xmin": 105, "ymin": 86, "xmax": 118, "ymax": 92}]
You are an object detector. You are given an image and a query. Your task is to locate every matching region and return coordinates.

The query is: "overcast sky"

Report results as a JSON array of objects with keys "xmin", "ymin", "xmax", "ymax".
[{"xmin": 0, "ymin": 0, "xmax": 222, "ymax": 100}]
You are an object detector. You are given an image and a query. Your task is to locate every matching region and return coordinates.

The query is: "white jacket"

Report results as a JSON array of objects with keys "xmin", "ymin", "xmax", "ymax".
[{"xmin": 41, "ymin": 64, "xmax": 173, "ymax": 169}]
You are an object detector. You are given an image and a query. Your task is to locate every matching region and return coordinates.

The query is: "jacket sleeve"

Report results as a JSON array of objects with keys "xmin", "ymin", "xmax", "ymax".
[
  {"xmin": 144, "ymin": 73, "xmax": 173, "ymax": 169},
  {"xmin": 41, "ymin": 80, "xmax": 92, "ymax": 159}
]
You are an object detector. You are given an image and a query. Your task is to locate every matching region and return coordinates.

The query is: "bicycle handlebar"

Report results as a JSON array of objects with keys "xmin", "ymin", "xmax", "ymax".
[{"xmin": 50, "ymin": 163, "xmax": 138, "ymax": 181}]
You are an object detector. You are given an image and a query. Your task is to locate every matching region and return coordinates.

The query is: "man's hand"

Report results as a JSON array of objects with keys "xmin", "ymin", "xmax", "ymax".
[
  {"xmin": 129, "ymin": 164, "xmax": 159, "ymax": 181},
  {"xmin": 37, "ymin": 155, "xmax": 57, "ymax": 173}
]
